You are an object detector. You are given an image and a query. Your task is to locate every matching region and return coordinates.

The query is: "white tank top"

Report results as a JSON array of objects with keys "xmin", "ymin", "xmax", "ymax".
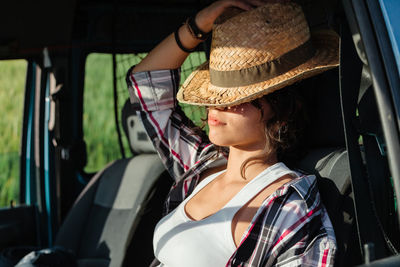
[{"xmin": 153, "ymin": 162, "xmax": 298, "ymax": 267}]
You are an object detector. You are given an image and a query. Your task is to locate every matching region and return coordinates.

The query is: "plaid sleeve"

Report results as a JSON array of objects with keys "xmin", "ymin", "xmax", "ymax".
[{"xmin": 126, "ymin": 67, "xmax": 215, "ymax": 181}]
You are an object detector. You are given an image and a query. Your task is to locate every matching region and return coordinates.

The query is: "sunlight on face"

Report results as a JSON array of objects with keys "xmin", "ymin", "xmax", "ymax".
[{"xmin": 207, "ymin": 100, "xmax": 273, "ymax": 151}]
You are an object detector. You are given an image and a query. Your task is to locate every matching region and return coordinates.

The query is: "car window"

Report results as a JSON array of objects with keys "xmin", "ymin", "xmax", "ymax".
[
  {"xmin": 0, "ymin": 59, "xmax": 27, "ymax": 207},
  {"xmin": 83, "ymin": 53, "xmax": 132, "ymax": 173},
  {"xmin": 83, "ymin": 52, "xmax": 207, "ymax": 173}
]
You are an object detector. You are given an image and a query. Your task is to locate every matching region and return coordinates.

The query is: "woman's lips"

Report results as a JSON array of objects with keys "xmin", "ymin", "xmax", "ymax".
[{"xmin": 208, "ymin": 115, "xmax": 225, "ymax": 126}]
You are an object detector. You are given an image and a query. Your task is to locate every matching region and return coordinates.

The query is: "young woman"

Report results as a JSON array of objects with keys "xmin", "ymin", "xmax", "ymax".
[{"xmin": 127, "ymin": 0, "xmax": 339, "ymax": 266}]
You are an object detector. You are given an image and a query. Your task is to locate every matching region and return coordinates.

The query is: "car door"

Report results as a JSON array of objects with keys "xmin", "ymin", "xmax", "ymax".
[
  {"xmin": 0, "ymin": 0, "xmax": 77, "ymax": 251},
  {"xmin": 341, "ymin": 0, "xmax": 400, "ymax": 265},
  {"xmin": 0, "ymin": 61, "xmax": 41, "ymax": 251}
]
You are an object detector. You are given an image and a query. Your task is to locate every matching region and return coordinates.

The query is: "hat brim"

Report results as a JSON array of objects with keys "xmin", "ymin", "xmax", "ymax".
[{"xmin": 177, "ymin": 30, "xmax": 339, "ymax": 107}]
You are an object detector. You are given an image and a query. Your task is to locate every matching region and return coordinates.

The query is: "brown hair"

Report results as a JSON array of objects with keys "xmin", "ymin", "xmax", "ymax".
[{"xmin": 240, "ymin": 83, "xmax": 308, "ymax": 178}]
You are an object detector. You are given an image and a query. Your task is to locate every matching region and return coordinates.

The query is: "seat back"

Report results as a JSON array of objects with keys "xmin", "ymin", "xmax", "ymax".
[
  {"xmin": 55, "ymin": 100, "xmax": 172, "ymax": 267},
  {"xmin": 297, "ymin": 148, "xmax": 359, "ymax": 267},
  {"xmin": 295, "ymin": 68, "xmax": 361, "ymax": 266}
]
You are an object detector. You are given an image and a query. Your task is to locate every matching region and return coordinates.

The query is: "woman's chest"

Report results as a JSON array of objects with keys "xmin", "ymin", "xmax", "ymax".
[{"xmin": 184, "ymin": 174, "xmax": 293, "ymax": 246}]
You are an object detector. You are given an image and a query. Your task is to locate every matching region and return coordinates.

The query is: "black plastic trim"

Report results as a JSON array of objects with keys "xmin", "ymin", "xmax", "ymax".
[
  {"xmin": 353, "ymin": 0, "xmax": 400, "ymax": 227},
  {"xmin": 360, "ymin": 254, "xmax": 400, "ymax": 267}
]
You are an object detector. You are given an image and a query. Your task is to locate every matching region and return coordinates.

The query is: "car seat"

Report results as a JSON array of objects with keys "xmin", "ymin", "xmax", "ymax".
[
  {"xmin": 54, "ymin": 99, "xmax": 173, "ymax": 267},
  {"xmin": 295, "ymin": 68, "xmax": 361, "ymax": 267}
]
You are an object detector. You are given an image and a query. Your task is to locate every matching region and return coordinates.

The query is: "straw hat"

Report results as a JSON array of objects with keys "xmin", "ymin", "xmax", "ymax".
[{"xmin": 177, "ymin": 2, "xmax": 339, "ymax": 107}]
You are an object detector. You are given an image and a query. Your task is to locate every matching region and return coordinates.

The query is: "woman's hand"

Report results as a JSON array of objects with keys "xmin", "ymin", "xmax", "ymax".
[
  {"xmin": 133, "ymin": 0, "xmax": 269, "ymax": 72},
  {"xmin": 195, "ymin": 0, "xmax": 269, "ymax": 33}
]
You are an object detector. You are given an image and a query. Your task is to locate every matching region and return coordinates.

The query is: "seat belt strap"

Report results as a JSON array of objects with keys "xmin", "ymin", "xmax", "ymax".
[{"xmin": 339, "ymin": 14, "xmax": 390, "ymax": 260}]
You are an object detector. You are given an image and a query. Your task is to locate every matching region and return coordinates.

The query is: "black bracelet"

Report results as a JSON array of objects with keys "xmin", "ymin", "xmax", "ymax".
[
  {"xmin": 186, "ymin": 16, "xmax": 211, "ymax": 41},
  {"xmin": 174, "ymin": 28, "xmax": 196, "ymax": 53}
]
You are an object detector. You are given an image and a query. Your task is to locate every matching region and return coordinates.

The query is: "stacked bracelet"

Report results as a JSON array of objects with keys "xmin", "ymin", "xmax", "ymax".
[
  {"xmin": 174, "ymin": 28, "xmax": 196, "ymax": 53},
  {"xmin": 186, "ymin": 16, "xmax": 211, "ymax": 41},
  {"xmin": 174, "ymin": 16, "xmax": 211, "ymax": 53}
]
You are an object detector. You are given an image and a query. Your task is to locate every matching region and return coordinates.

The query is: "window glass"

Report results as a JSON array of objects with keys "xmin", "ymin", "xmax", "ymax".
[
  {"xmin": 83, "ymin": 53, "xmax": 127, "ymax": 173},
  {"xmin": 0, "ymin": 60, "xmax": 27, "ymax": 207},
  {"xmin": 180, "ymin": 52, "xmax": 208, "ymax": 129},
  {"xmin": 83, "ymin": 52, "xmax": 207, "ymax": 173}
]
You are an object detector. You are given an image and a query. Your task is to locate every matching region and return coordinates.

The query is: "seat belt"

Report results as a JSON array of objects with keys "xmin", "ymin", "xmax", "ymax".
[{"xmin": 338, "ymin": 14, "xmax": 392, "ymax": 260}]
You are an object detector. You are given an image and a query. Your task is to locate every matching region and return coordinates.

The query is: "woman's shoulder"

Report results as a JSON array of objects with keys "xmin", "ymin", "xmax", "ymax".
[
  {"xmin": 287, "ymin": 173, "xmax": 319, "ymax": 203},
  {"xmin": 263, "ymin": 164, "xmax": 318, "ymax": 204},
  {"xmin": 244, "ymin": 172, "xmax": 336, "ymax": 266},
  {"xmin": 259, "ymin": 171, "xmax": 327, "ymax": 223},
  {"xmin": 256, "ymin": 173, "xmax": 336, "ymax": 243},
  {"xmin": 260, "ymin": 171, "xmax": 336, "ymax": 241}
]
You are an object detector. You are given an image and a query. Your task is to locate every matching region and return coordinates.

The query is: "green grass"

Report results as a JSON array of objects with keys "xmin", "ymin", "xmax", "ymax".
[
  {"xmin": 0, "ymin": 59, "xmax": 27, "ymax": 207},
  {"xmin": 83, "ymin": 52, "xmax": 207, "ymax": 172},
  {"xmin": 83, "ymin": 54, "xmax": 124, "ymax": 173},
  {"xmin": 0, "ymin": 52, "xmax": 207, "ymax": 206}
]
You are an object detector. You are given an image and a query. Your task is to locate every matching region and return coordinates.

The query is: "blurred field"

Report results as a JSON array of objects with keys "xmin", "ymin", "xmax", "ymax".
[
  {"xmin": 0, "ymin": 60, "xmax": 26, "ymax": 207},
  {"xmin": 83, "ymin": 52, "xmax": 206, "ymax": 172},
  {"xmin": 0, "ymin": 52, "xmax": 206, "ymax": 206},
  {"xmin": 83, "ymin": 53, "xmax": 126, "ymax": 173}
]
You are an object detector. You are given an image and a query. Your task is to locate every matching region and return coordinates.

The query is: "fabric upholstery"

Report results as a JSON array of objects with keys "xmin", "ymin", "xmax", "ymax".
[
  {"xmin": 55, "ymin": 98, "xmax": 170, "ymax": 267},
  {"xmin": 94, "ymin": 155, "xmax": 165, "ymax": 209},
  {"xmin": 56, "ymin": 155, "xmax": 165, "ymax": 267},
  {"xmin": 122, "ymin": 99, "xmax": 156, "ymax": 154},
  {"xmin": 55, "ymin": 161, "xmax": 115, "ymax": 252},
  {"xmin": 296, "ymin": 148, "xmax": 350, "ymax": 193}
]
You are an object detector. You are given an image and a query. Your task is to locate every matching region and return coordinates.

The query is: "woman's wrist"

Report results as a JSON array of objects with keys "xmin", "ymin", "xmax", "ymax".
[
  {"xmin": 186, "ymin": 16, "xmax": 211, "ymax": 41},
  {"xmin": 175, "ymin": 23, "xmax": 203, "ymax": 53}
]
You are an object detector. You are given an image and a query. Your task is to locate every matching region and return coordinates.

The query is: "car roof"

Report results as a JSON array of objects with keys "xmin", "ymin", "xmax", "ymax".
[{"xmin": 0, "ymin": 0, "xmax": 214, "ymax": 60}]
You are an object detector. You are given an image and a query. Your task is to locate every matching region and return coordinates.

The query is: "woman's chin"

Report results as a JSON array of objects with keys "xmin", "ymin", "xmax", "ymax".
[{"xmin": 209, "ymin": 134, "xmax": 233, "ymax": 147}]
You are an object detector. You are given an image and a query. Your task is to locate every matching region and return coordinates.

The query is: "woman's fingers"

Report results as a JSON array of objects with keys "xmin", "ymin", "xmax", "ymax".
[
  {"xmin": 244, "ymin": 0, "xmax": 268, "ymax": 7},
  {"xmin": 220, "ymin": 0, "xmax": 270, "ymax": 12},
  {"xmin": 195, "ymin": 0, "xmax": 269, "ymax": 32},
  {"xmin": 227, "ymin": 0, "xmax": 253, "ymax": 11}
]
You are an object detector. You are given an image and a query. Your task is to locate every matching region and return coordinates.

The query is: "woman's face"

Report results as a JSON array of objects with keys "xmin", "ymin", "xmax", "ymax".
[{"xmin": 207, "ymin": 99, "xmax": 273, "ymax": 150}]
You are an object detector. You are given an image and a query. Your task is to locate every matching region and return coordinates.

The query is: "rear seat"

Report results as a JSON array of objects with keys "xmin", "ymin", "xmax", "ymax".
[{"xmin": 55, "ymin": 100, "xmax": 172, "ymax": 267}]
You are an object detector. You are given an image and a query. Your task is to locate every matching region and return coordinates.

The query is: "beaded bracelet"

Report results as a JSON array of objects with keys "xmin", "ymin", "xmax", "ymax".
[{"xmin": 174, "ymin": 28, "xmax": 196, "ymax": 53}]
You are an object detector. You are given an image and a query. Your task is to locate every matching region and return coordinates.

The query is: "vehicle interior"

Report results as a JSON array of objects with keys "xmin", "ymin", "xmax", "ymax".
[{"xmin": 0, "ymin": 0, "xmax": 399, "ymax": 266}]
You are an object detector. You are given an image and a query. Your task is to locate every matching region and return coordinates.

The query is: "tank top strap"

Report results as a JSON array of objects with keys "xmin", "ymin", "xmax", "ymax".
[
  {"xmin": 184, "ymin": 169, "xmax": 226, "ymax": 202},
  {"xmin": 224, "ymin": 162, "xmax": 298, "ymax": 213}
]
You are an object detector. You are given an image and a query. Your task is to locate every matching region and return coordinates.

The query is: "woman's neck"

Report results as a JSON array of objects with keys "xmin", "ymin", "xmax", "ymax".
[{"xmin": 224, "ymin": 146, "xmax": 278, "ymax": 183}]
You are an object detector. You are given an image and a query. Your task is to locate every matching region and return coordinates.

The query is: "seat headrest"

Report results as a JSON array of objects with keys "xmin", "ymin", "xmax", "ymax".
[
  {"xmin": 296, "ymin": 147, "xmax": 350, "ymax": 194},
  {"xmin": 121, "ymin": 99, "xmax": 156, "ymax": 154}
]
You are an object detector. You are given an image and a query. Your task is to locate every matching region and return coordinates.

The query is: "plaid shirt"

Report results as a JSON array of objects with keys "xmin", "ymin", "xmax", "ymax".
[{"xmin": 127, "ymin": 67, "xmax": 337, "ymax": 267}]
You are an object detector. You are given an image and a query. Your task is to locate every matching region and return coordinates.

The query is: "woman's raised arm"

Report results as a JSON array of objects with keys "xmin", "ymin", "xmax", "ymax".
[
  {"xmin": 132, "ymin": 0, "xmax": 263, "ymax": 73},
  {"xmin": 128, "ymin": 0, "xmax": 268, "ymax": 180}
]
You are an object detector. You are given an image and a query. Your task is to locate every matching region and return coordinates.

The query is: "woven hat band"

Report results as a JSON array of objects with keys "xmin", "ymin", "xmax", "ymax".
[{"xmin": 209, "ymin": 39, "xmax": 315, "ymax": 87}]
